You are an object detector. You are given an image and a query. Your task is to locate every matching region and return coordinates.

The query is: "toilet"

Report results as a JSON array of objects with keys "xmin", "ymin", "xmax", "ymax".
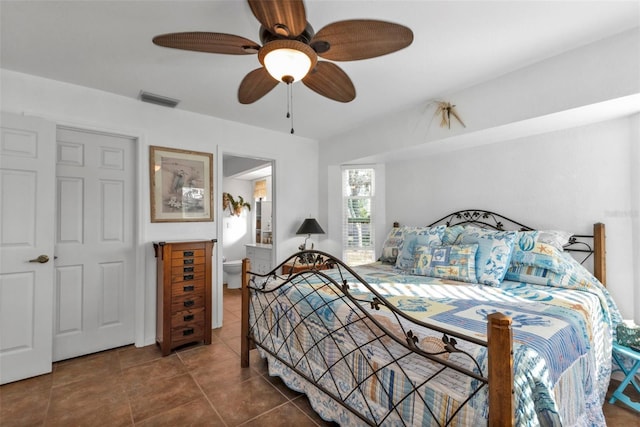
[{"xmin": 223, "ymin": 259, "xmax": 243, "ymax": 289}]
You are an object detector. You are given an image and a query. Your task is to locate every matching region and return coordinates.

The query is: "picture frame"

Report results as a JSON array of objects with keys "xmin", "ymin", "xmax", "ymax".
[{"xmin": 150, "ymin": 146, "xmax": 213, "ymax": 222}]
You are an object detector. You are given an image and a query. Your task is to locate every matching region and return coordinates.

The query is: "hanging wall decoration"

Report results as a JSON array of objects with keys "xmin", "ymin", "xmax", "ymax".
[
  {"xmin": 150, "ymin": 146, "xmax": 213, "ymax": 222},
  {"xmin": 435, "ymin": 101, "xmax": 466, "ymax": 129}
]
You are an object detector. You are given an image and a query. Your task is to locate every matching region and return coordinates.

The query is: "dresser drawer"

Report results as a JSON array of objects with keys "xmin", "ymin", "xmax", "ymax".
[
  {"xmin": 171, "ymin": 267, "xmax": 206, "ymax": 284},
  {"xmin": 172, "ymin": 263, "xmax": 205, "ymax": 276},
  {"xmin": 171, "ymin": 248, "xmax": 206, "ymax": 259},
  {"xmin": 171, "ymin": 307, "xmax": 205, "ymax": 328},
  {"xmin": 171, "ymin": 322, "xmax": 205, "ymax": 344},
  {"xmin": 171, "ymin": 280, "xmax": 205, "ymax": 298},
  {"xmin": 171, "ymin": 255, "xmax": 205, "ymax": 267},
  {"xmin": 171, "ymin": 291, "xmax": 205, "ymax": 313}
]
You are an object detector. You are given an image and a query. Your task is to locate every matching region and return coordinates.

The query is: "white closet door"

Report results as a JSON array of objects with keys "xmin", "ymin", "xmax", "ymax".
[
  {"xmin": 53, "ymin": 127, "xmax": 136, "ymax": 361},
  {"xmin": 0, "ymin": 112, "xmax": 56, "ymax": 384}
]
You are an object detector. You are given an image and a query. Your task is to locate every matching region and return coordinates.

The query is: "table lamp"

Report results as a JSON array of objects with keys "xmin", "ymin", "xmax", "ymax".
[{"xmin": 296, "ymin": 218, "xmax": 325, "ymax": 252}]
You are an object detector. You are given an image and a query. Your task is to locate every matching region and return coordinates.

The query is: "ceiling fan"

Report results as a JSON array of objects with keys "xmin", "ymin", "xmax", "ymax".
[{"xmin": 152, "ymin": 0, "xmax": 414, "ymax": 105}]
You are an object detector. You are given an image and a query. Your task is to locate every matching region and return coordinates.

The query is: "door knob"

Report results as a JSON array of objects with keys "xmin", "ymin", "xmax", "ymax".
[{"xmin": 28, "ymin": 255, "xmax": 50, "ymax": 263}]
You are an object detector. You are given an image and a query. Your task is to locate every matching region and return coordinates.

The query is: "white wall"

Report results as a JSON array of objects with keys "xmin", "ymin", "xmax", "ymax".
[
  {"xmin": 384, "ymin": 118, "xmax": 635, "ymax": 319},
  {"xmin": 1, "ymin": 69, "xmax": 320, "ymax": 345},
  {"xmin": 318, "ymin": 30, "xmax": 640, "ymax": 321}
]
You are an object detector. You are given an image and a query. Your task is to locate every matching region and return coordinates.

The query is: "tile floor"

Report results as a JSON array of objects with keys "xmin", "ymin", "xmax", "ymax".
[{"xmin": 1, "ymin": 286, "xmax": 638, "ymax": 426}]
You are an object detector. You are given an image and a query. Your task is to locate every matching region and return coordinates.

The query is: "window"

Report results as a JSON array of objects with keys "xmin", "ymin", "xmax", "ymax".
[{"xmin": 342, "ymin": 167, "xmax": 375, "ymax": 265}]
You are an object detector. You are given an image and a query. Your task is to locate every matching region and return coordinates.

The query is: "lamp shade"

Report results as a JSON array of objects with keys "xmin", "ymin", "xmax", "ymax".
[
  {"xmin": 296, "ymin": 218, "xmax": 325, "ymax": 235},
  {"xmin": 253, "ymin": 179, "xmax": 267, "ymax": 199}
]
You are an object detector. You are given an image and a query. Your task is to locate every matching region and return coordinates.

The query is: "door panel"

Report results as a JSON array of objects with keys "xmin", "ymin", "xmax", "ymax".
[
  {"xmin": 0, "ymin": 113, "xmax": 56, "ymax": 384},
  {"xmin": 53, "ymin": 127, "xmax": 136, "ymax": 361}
]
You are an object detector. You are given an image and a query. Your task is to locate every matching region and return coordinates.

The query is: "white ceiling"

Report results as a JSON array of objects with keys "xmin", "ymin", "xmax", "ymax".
[{"xmin": 1, "ymin": 1, "xmax": 638, "ymax": 140}]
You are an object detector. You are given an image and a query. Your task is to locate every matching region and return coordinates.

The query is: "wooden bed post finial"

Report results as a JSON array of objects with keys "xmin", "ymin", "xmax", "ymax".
[{"xmin": 487, "ymin": 312, "xmax": 514, "ymax": 427}]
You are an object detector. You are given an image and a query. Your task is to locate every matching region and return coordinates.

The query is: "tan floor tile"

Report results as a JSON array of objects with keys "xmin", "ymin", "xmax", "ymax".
[
  {"xmin": 191, "ymin": 355, "xmax": 259, "ymax": 394},
  {"xmin": 204, "ymin": 375, "xmax": 288, "ymax": 426},
  {"xmin": 223, "ymin": 335, "xmax": 242, "ymax": 355},
  {"xmin": 224, "ymin": 308, "xmax": 241, "ymax": 321},
  {"xmin": 52, "ymin": 350, "xmax": 121, "ymax": 387},
  {"xmin": 119, "ymin": 354, "xmax": 187, "ymax": 392},
  {"xmin": 135, "ymin": 397, "xmax": 225, "ymax": 427},
  {"xmin": 212, "ymin": 318, "xmax": 241, "ymax": 340},
  {"xmin": 264, "ymin": 374, "xmax": 304, "ymax": 400},
  {"xmin": 177, "ymin": 341, "xmax": 238, "ymax": 371},
  {"xmin": 0, "ymin": 382, "xmax": 51, "ymax": 427},
  {"xmin": 46, "ymin": 375, "xmax": 131, "ymax": 426},
  {"xmin": 118, "ymin": 344, "xmax": 163, "ymax": 370},
  {"xmin": 128, "ymin": 374, "xmax": 202, "ymax": 422},
  {"xmin": 0, "ymin": 372, "xmax": 52, "ymax": 397},
  {"xmin": 241, "ymin": 401, "xmax": 318, "ymax": 427}
]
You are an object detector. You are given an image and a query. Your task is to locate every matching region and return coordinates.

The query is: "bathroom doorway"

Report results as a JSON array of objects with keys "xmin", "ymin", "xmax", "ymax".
[{"xmin": 221, "ymin": 154, "xmax": 274, "ymax": 291}]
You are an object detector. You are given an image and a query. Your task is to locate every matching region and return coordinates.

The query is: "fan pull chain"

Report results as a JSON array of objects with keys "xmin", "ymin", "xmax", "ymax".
[{"xmin": 287, "ymin": 83, "xmax": 294, "ymax": 134}]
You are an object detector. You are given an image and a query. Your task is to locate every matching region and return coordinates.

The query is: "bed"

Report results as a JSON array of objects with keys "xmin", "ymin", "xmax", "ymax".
[{"xmin": 239, "ymin": 210, "xmax": 621, "ymax": 426}]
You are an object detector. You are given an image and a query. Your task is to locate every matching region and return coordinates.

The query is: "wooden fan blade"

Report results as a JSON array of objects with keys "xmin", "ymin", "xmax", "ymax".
[
  {"xmin": 311, "ymin": 20, "xmax": 413, "ymax": 61},
  {"xmin": 248, "ymin": 0, "xmax": 307, "ymax": 38},
  {"xmin": 302, "ymin": 61, "xmax": 355, "ymax": 103},
  {"xmin": 153, "ymin": 32, "xmax": 260, "ymax": 55},
  {"xmin": 238, "ymin": 68, "xmax": 279, "ymax": 104}
]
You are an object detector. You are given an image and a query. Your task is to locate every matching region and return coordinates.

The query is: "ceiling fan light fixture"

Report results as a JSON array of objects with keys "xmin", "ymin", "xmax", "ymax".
[{"xmin": 259, "ymin": 39, "xmax": 317, "ymax": 83}]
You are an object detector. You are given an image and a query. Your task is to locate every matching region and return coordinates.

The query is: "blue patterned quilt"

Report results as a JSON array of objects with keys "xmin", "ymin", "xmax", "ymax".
[{"xmin": 249, "ymin": 262, "xmax": 619, "ymax": 426}]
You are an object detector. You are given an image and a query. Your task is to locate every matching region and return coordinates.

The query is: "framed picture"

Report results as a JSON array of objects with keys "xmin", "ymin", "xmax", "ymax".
[{"xmin": 150, "ymin": 146, "xmax": 213, "ymax": 222}]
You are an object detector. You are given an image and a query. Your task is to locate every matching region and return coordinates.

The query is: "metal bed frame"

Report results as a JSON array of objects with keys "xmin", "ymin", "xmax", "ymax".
[{"xmin": 240, "ymin": 210, "xmax": 605, "ymax": 426}]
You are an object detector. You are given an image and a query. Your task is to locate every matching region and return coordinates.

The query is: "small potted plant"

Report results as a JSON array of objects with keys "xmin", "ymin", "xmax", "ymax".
[{"xmin": 222, "ymin": 192, "xmax": 251, "ymax": 216}]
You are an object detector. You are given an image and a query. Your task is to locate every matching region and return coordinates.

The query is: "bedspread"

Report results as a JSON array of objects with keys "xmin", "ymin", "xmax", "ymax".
[{"xmin": 249, "ymin": 262, "xmax": 617, "ymax": 426}]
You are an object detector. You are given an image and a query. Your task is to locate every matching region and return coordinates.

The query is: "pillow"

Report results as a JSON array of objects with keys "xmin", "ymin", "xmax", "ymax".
[
  {"xmin": 379, "ymin": 227, "xmax": 404, "ymax": 263},
  {"xmin": 394, "ymin": 225, "xmax": 446, "ymax": 270},
  {"xmin": 412, "ymin": 244, "xmax": 478, "ymax": 283},
  {"xmin": 509, "ymin": 230, "xmax": 570, "ymax": 274},
  {"xmin": 441, "ymin": 224, "xmax": 466, "ymax": 245},
  {"xmin": 504, "ymin": 265, "xmax": 552, "ymax": 286},
  {"xmin": 458, "ymin": 226, "xmax": 518, "ymax": 286}
]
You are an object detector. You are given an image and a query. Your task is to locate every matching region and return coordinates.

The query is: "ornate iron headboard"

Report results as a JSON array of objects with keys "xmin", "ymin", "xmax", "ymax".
[{"xmin": 424, "ymin": 209, "xmax": 605, "ymax": 285}]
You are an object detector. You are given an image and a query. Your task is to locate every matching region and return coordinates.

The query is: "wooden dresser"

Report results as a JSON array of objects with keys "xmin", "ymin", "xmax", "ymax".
[{"xmin": 153, "ymin": 239, "xmax": 216, "ymax": 356}]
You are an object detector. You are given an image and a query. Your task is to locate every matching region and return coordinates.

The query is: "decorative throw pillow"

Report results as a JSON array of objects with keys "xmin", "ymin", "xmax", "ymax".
[
  {"xmin": 412, "ymin": 244, "xmax": 478, "ymax": 283},
  {"xmin": 509, "ymin": 230, "xmax": 570, "ymax": 274},
  {"xmin": 379, "ymin": 227, "xmax": 404, "ymax": 263},
  {"xmin": 458, "ymin": 226, "xmax": 518, "ymax": 286},
  {"xmin": 504, "ymin": 265, "xmax": 552, "ymax": 286},
  {"xmin": 394, "ymin": 225, "xmax": 446, "ymax": 270},
  {"xmin": 441, "ymin": 224, "xmax": 466, "ymax": 245}
]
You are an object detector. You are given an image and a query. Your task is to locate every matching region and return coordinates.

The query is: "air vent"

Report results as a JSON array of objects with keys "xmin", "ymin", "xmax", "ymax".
[{"xmin": 138, "ymin": 91, "xmax": 180, "ymax": 108}]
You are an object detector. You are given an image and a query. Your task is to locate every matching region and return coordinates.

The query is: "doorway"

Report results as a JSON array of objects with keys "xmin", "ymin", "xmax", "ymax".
[{"xmin": 221, "ymin": 154, "xmax": 274, "ymax": 260}]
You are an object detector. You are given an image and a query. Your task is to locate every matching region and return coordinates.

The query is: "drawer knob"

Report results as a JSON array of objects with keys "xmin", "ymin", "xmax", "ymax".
[
  {"xmin": 183, "ymin": 314, "xmax": 195, "ymax": 321},
  {"xmin": 183, "ymin": 251, "xmax": 194, "ymax": 256},
  {"xmin": 183, "ymin": 328, "xmax": 194, "ymax": 336},
  {"xmin": 183, "ymin": 259, "xmax": 194, "ymax": 265},
  {"xmin": 183, "ymin": 267, "xmax": 194, "ymax": 273},
  {"xmin": 184, "ymin": 300, "xmax": 195, "ymax": 307},
  {"xmin": 183, "ymin": 274, "xmax": 194, "ymax": 281},
  {"xmin": 183, "ymin": 285, "xmax": 194, "ymax": 292}
]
